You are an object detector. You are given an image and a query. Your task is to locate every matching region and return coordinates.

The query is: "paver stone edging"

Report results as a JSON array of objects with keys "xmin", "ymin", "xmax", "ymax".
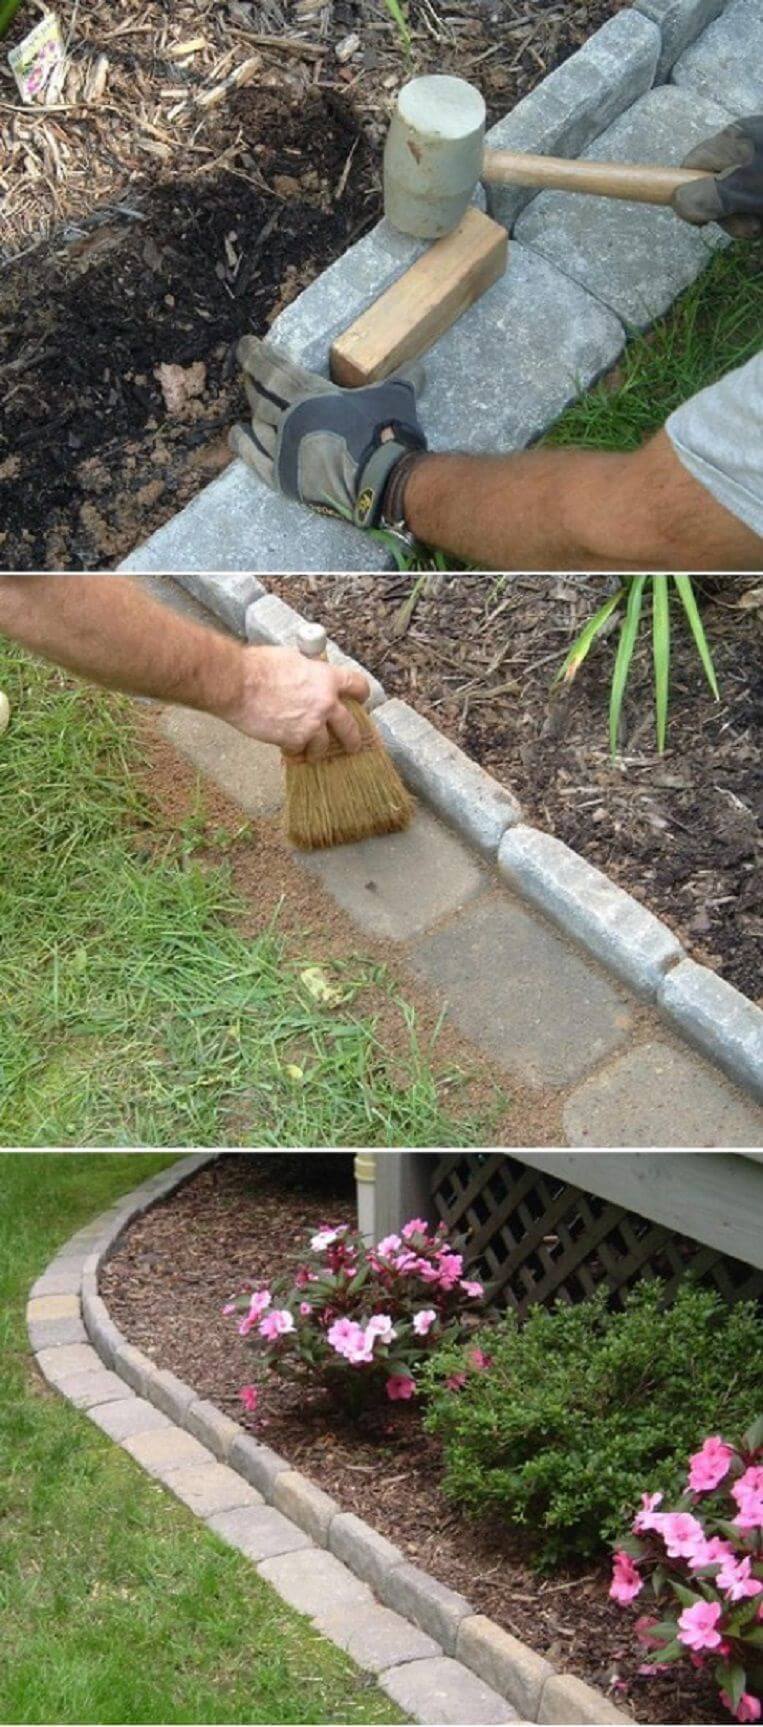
[
  {"xmin": 167, "ymin": 573, "xmax": 763, "ymax": 1103},
  {"xmin": 30, "ymin": 1154, "xmax": 631, "ymax": 1726}
]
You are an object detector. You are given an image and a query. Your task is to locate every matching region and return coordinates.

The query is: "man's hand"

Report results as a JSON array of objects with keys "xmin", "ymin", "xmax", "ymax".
[
  {"xmin": 672, "ymin": 116, "xmax": 763, "ymax": 237},
  {"xmin": 230, "ymin": 337, "xmax": 427, "ymax": 529},
  {"xmin": 224, "ymin": 644, "xmax": 370, "ymax": 760}
]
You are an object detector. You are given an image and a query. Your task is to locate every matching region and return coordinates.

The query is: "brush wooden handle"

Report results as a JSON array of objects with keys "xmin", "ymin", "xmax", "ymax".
[
  {"xmin": 296, "ymin": 624, "xmax": 328, "ymax": 661},
  {"xmin": 481, "ymin": 148, "xmax": 707, "ymax": 206}
]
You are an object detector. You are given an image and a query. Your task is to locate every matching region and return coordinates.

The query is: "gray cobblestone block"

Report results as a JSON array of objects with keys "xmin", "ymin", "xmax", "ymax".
[
  {"xmin": 207, "ymin": 1504, "xmax": 313, "ymax": 1562},
  {"xmin": 273, "ymin": 1471, "xmax": 340, "ymax": 1548},
  {"xmin": 269, "ymin": 216, "xmax": 430, "ymax": 367},
  {"xmin": 229, "ymin": 1432, "xmax": 291, "ymax": 1499},
  {"xmin": 36, "ymin": 1342, "xmax": 102, "ymax": 1384},
  {"xmin": 659, "ymin": 959, "xmax": 763, "ymax": 1103},
  {"xmin": 485, "ymin": 9, "xmax": 661, "ymax": 227},
  {"xmin": 245, "ymin": 594, "xmax": 386, "ymax": 710},
  {"xmin": 87, "ymin": 1397, "xmax": 173, "ymax": 1442},
  {"xmin": 82, "ymin": 1292, "xmax": 123, "ymax": 1369},
  {"xmin": 170, "ymin": 575, "xmax": 265, "ymax": 635},
  {"xmin": 634, "ymin": 0, "xmax": 727, "ymax": 79},
  {"xmin": 120, "ymin": 460, "xmax": 388, "ymax": 578},
  {"xmin": 539, "ymin": 1672, "xmax": 631, "ymax": 1724},
  {"xmin": 379, "ymin": 1561, "xmax": 473, "ymax": 1655},
  {"xmin": 380, "ymin": 1656, "xmax": 519, "ymax": 1725},
  {"xmin": 57, "ymin": 1367, "xmax": 134, "ymax": 1409},
  {"xmin": 112, "ymin": 1339, "xmax": 159, "ymax": 1397},
  {"xmin": 498, "ymin": 825, "xmax": 682, "ymax": 997},
  {"xmin": 329, "ymin": 1512, "xmax": 405, "ymax": 1590},
  {"xmin": 185, "ymin": 1399, "xmax": 241, "ymax": 1461},
  {"xmin": 29, "ymin": 1315, "xmax": 89, "ymax": 1351},
  {"xmin": 257, "ymin": 1548, "xmax": 375, "ymax": 1620},
  {"xmin": 515, "ymin": 86, "xmax": 729, "ymax": 329},
  {"xmin": 30, "ymin": 1263, "xmax": 83, "ymax": 1298},
  {"xmin": 315, "ymin": 1602, "xmax": 441, "ymax": 1674},
  {"xmin": 671, "ymin": 0, "xmax": 763, "ymax": 111},
  {"xmin": 457, "ymin": 1616, "xmax": 554, "ymax": 1720},
  {"xmin": 149, "ymin": 1369, "xmax": 198, "ymax": 1424},
  {"xmin": 166, "ymin": 1462, "xmax": 262, "ymax": 1518},
  {"xmin": 374, "ymin": 700, "xmax": 521, "ymax": 858},
  {"xmin": 121, "ymin": 1426, "xmax": 213, "ymax": 1478}
]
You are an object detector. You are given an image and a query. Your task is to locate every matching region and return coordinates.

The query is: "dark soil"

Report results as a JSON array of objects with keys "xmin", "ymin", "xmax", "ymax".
[
  {"xmin": 266, "ymin": 574, "xmax": 763, "ymax": 1001},
  {"xmin": 1, "ymin": 0, "xmax": 627, "ymax": 570},
  {"xmin": 101, "ymin": 1154, "xmax": 727, "ymax": 1726}
]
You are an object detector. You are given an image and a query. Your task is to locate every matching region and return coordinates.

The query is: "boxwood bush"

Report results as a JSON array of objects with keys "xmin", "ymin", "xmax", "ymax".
[{"xmin": 421, "ymin": 1281, "xmax": 763, "ymax": 1567}]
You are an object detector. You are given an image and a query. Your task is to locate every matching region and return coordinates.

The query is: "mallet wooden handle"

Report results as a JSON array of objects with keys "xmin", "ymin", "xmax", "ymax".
[{"xmin": 482, "ymin": 147, "xmax": 707, "ymax": 206}]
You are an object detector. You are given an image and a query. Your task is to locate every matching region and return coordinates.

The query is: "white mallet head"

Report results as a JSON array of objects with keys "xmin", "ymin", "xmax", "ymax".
[{"xmin": 383, "ymin": 74, "xmax": 487, "ymax": 238}]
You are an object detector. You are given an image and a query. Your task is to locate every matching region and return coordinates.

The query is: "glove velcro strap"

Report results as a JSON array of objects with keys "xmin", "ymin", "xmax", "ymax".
[{"xmin": 353, "ymin": 438, "xmax": 419, "ymax": 528}]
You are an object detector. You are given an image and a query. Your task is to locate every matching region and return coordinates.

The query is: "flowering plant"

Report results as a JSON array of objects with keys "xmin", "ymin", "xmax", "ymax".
[
  {"xmin": 224, "ymin": 1218, "xmax": 486, "ymax": 1416},
  {"xmin": 611, "ymin": 1418, "xmax": 763, "ymax": 1724}
]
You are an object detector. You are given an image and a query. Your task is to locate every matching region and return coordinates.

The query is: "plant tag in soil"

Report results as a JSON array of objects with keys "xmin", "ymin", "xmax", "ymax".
[{"xmin": 8, "ymin": 11, "xmax": 64, "ymax": 104}]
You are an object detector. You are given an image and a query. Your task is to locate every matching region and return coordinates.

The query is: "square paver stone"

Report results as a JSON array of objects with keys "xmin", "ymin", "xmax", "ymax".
[
  {"xmin": 207, "ymin": 1505, "xmax": 313, "ymax": 1561},
  {"xmin": 168, "ymin": 1464, "xmax": 262, "ymax": 1518},
  {"xmin": 314, "ymin": 1603, "xmax": 441, "ymax": 1674},
  {"xmin": 380, "ymin": 1657, "xmax": 519, "ymax": 1725},
  {"xmin": 87, "ymin": 1397, "xmax": 174, "ymax": 1442},
  {"xmin": 564, "ymin": 1040, "xmax": 763, "ymax": 1148},
  {"xmin": 158, "ymin": 708, "xmax": 284, "ymax": 819},
  {"xmin": 56, "ymin": 1367, "xmax": 131, "ymax": 1409},
  {"xmin": 409, "ymin": 892, "xmax": 633, "ymax": 1089},
  {"xmin": 671, "ymin": 0, "xmax": 763, "ymax": 111},
  {"xmin": 121, "ymin": 1427, "xmax": 212, "ymax": 1476},
  {"xmin": 257, "ymin": 1548, "xmax": 375, "ymax": 1619},
  {"xmin": 298, "ymin": 807, "xmax": 487, "ymax": 941}
]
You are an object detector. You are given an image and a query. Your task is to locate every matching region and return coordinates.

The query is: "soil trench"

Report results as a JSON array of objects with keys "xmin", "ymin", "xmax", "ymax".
[{"xmin": 101, "ymin": 1154, "xmax": 727, "ymax": 1726}]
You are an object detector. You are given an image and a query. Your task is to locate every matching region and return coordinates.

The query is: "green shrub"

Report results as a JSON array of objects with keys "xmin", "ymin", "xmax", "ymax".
[{"xmin": 422, "ymin": 1281, "xmax": 763, "ymax": 1568}]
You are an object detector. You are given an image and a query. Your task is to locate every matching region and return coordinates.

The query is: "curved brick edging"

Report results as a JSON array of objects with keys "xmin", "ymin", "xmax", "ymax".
[
  {"xmin": 172, "ymin": 574, "xmax": 762, "ymax": 1107},
  {"xmin": 29, "ymin": 1155, "xmax": 630, "ymax": 1727}
]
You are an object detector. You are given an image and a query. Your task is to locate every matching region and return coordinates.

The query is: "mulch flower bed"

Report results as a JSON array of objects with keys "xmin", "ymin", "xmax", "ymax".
[
  {"xmin": 102, "ymin": 1154, "xmax": 726, "ymax": 1725},
  {"xmin": 267, "ymin": 575, "xmax": 763, "ymax": 1003}
]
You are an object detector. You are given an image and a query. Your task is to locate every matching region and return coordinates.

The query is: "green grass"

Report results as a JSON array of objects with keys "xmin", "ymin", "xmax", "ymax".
[
  {"xmin": 0, "ymin": 645, "xmax": 500, "ymax": 1147},
  {"xmin": 546, "ymin": 242, "xmax": 763, "ymax": 451},
  {"xmin": 0, "ymin": 1152, "xmax": 407, "ymax": 1725}
]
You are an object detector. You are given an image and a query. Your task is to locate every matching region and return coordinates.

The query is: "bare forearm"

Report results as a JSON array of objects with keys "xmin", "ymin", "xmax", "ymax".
[
  {"xmin": 403, "ymin": 432, "xmax": 763, "ymax": 571},
  {"xmin": 0, "ymin": 575, "xmax": 245, "ymax": 718}
]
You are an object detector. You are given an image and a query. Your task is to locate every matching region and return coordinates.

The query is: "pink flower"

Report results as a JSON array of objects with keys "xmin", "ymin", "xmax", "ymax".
[
  {"xmin": 435, "ymin": 1252, "xmax": 464, "ymax": 1289},
  {"xmin": 366, "ymin": 1314, "xmax": 396, "ymax": 1345},
  {"xmin": 223, "ymin": 1301, "xmax": 237, "ymax": 1315},
  {"xmin": 376, "ymin": 1233, "xmax": 402, "ymax": 1256},
  {"xmin": 310, "ymin": 1227, "xmax": 345, "ymax": 1252},
  {"xmin": 386, "ymin": 1374, "xmax": 416, "ymax": 1401},
  {"xmin": 469, "ymin": 1347, "xmax": 492, "ymax": 1371},
  {"xmin": 402, "ymin": 1218, "xmax": 429, "ymax": 1240},
  {"xmin": 238, "ymin": 1288, "xmax": 272, "ymax": 1335},
  {"xmin": 610, "ymin": 1551, "xmax": 644, "ymax": 1606},
  {"xmin": 299, "ymin": 1301, "xmax": 312, "ymax": 1317},
  {"xmin": 720, "ymin": 1693, "xmax": 762, "ymax": 1725},
  {"xmin": 412, "ymin": 1309, "xmax": 437, "ymax": 1337},
  {"xmin": 688, "ymin": 1435, "xmax": 735, "ymax": 1494},
  {"xmin": 259, "ymin": 1308, "xmax": 295, "ymax": 1341},
  {"xmin": 717, "ymin": 1554, "xmax": 763, "ymax": 1603},
  {"xmin": 633, "ymin": 1492, "xmax": 664, "ymax": 1534},
  {"xmin": 733, "ymin": 1467, "xmax": 763, "ymax": 1532},
  {"xmin": 393, "ymin": 1250, "xmax": 419, "ymax": 1274},
  {"xmin": 239, "ymin": 1385, "xmax": 258, "ymax": 1413},
  {"xmin": 327, "ymin": 1317, "xmax": 364, "ymax": 1359},
  {"xmin": 446, "ymin": 1373, "xmax": 467, "ymax": 1391},
  {"xmin": 688, "ymin": 1535, "xmax": 735, "ymax": 1571},
  {"xmin": 460, "ymin": 1279, "xmax": 484, "ymax": 1299},
  {"xmin": 677, "ymin": 1600, "xmax": 723, "ymax": 1652},
  {"xmin": 658, "ymin": 1512, "xmax": 707, "ymax": 1560}
]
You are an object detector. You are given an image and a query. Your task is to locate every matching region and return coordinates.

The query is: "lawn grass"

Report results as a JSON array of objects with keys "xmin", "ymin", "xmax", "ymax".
[
  {"xmin": 545, "ymin": 241, "xmax": 762, "ymax": 451},
  {"xmin": 0, "ymin": 644, "xmax": 499, "ymax": 1147},
  {"xmin": 0, "ymin": 1151, "xmax": 407, "ymax": 1726}
]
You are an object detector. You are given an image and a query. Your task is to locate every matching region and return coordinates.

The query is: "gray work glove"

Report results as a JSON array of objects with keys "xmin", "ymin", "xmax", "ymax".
[
  {"xmin": 230, "ymin": 336, "xmax": 427, "ymax": 528},
  {"xmin": 672, "ymin": 116, "xmax": 763, "ymax": 238}
]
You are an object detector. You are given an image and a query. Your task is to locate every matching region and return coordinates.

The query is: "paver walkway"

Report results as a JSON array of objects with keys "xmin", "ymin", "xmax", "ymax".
[{"xmin": 149, "ymin": 586, "xmax": 763, "ymax": 1149}]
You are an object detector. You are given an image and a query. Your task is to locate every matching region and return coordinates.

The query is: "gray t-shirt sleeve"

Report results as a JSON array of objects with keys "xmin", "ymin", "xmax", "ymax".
[{"xmin": 665, "ymin": 350, "xmax": 763, "ymax": 541}]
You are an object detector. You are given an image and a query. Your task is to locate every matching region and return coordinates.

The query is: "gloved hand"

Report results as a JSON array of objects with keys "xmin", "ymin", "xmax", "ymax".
[
  {"xmin": 672, "ymin": 116, "xmax": 763, "ymax": 238},
  {"xmin": 230, "ymin": 336, "xmax": 428, "ymax": 529}
]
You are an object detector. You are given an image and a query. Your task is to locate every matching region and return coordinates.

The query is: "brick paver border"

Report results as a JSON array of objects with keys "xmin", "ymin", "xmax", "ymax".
[{"xmin": 29, "ymin": 1155, "xmax": 632, "ymax": 1726}]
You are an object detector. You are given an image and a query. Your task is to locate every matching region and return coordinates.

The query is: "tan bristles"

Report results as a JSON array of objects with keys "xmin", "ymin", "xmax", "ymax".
[{"xmin": 284, "ymin": 699, "xmax": 414, "ymax": 850}]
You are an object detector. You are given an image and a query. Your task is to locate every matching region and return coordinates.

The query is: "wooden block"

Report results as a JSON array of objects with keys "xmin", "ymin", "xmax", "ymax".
[{"xmin": 330, "ymin": 208, "xmax": 508, "ymax": 388}]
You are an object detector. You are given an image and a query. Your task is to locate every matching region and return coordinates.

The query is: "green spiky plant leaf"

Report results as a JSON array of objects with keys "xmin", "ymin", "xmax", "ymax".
[{"xmin": 556, "ymin": 575, "xmax": 720, "ymax": 756}]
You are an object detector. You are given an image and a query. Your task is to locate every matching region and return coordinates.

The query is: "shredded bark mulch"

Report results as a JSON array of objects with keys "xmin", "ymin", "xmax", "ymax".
[
  {"xmin": 102, "ymin": 1154, "xmax": 727, "ymax": 1726},
  {"xmin": 266, "ymin": 575, "xmax": 763, "ymax": 1002},
  {"xmin": 1, "ymin": 0, "xmax": 626, "ymax": 570}
]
